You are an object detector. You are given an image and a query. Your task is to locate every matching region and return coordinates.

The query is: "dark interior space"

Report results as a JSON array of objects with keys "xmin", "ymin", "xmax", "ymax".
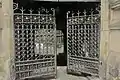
[{"xmin": 14, "ymin": 0, "xmax": 100, "ymax": 66}]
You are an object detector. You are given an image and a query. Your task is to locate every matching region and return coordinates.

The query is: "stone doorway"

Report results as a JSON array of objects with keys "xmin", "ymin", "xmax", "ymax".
[{"xmin": 13, "ymin": 0, "xmax": 100, "ymax": 79}]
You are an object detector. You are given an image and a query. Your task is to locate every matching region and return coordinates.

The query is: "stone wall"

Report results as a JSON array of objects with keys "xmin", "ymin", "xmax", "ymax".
[{"xmin": 106, "ymin": 0, "xmax": 120, "ymax": 80}]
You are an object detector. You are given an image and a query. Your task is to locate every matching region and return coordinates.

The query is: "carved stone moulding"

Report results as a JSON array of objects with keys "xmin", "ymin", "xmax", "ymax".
[{"xmin": 109, "ymin": 0, "xmax": 120, "ymax": 10}]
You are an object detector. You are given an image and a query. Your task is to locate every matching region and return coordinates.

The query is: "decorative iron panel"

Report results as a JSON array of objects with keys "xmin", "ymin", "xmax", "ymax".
[
  {"xmin": 13, "ymin": 2, "xmax": 57, "ymax": 80},
  {"xmin": 67, "ymin": 6, "xmax": 100, "ymax": 76}
]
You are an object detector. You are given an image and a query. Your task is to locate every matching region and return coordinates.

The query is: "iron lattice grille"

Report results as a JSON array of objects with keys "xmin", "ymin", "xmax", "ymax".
[
  {"xmin": 67, "ymin": 6, "xmax": 100, "ymax": 76},
  {"xmin": 13, "ymin": 3, "xmax": 56, "ymax": 80}
]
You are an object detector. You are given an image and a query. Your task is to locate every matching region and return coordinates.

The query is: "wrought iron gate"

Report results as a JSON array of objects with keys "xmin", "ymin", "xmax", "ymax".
[
  {"xmin": 13, "ymin": 2, "xmax": 57, "ymax": 80},
  {"xmin": 67, "ymin": 7, "xmax": 100, "ymax": 76}
]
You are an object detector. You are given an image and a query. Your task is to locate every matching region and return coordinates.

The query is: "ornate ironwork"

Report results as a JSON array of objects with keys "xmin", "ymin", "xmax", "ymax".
[
  {"xmin": 13, "ymin": 2, "xmax": 56, "ymax": 80},
  {"xmin": 67, "ymin": 6, "xmax": 100, "ymax": 76}
]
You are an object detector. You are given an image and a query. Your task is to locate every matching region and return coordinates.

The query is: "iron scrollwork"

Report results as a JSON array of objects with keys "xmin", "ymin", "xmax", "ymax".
[
  {"xmin": 13, "ymin": 2, "xmax": 56, "ymax": 80},
  {"xmin": 67, "ymin": 5, "xmax": 100, "ymax": 76}
]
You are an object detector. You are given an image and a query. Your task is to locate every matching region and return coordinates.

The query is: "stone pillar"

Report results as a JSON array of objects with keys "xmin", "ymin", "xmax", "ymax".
[
  {"xmin": 0, "ymin": 0, "xmax": 2, "ymax": 54},
  {"xmin": 0, "ymin": 0, "xmax": 14, "ymax": 80},
  {"xmin": 99, "ymin": 0, "xmax": 110, "ymax": 80}
]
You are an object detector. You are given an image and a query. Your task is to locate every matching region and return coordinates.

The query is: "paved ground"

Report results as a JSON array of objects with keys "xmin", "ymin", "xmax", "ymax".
[
  {"xmin": 28, "ymin": 66, "xmax": 100, "ymax": 80},
  {"xmin": 50, "ymin": 66, "xmax": 100, "ymax": 80}
]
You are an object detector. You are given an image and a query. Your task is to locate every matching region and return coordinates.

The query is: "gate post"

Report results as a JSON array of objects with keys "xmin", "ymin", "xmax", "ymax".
[
  {"xmin": 100, "ymin": 0, "xmax": 110, "ymax": 80},
  {"xmin": 0, "ymin": 0, "xmax": 14, "ymax": 80}
]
